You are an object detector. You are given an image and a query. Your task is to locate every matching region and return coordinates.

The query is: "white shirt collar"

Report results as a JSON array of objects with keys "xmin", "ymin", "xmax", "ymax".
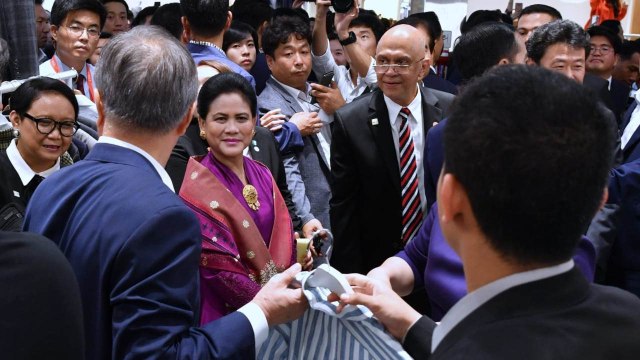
[
  {"xmin": 6, "ymin": 139, "xmax": 60, "ymax": 186},
  {"xmin": 607, "ymin": 76, "xmax": 612, "ymax": 91},
  {"xmin": 53, "ymin": 54, "xmax": 88, "ymax": 77},
  {"xmin": 431, "ymin": 259, "xmax": 575, "ymax": 353},
  {"xmin": 271, "ymin": 75, "xmax": 311, "ymax": 102},
  {"xmin": 385, "ymin": 84, "xmax": 422, "ymax": 126},
  {"xmin": 98, "ymin": 136, "xmax": 175, "ymax": 192}
]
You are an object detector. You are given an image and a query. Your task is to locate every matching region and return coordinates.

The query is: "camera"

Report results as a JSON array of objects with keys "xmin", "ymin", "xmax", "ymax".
[{"xmin": 331, "ymin": 0, "xmax": 354, "ymax": 13}]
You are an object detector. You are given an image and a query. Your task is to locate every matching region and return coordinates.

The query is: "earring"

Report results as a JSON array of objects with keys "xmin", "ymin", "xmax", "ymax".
[
  {"xmin": 251, "ymin": 129, "xmax": 256, "ymax": 136},
  {"xmin": 199, "ymin": 129, "xmax": 206, "ymax": 139},
  {"xmin": 12, "ymin": 128, "xmax": 20, "ymax": 138}
]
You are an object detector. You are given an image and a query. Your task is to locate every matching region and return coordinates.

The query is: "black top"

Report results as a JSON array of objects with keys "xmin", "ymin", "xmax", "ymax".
[{"xmin": 0, "ymin": 150, "xmax": 45, "ymax": 230}]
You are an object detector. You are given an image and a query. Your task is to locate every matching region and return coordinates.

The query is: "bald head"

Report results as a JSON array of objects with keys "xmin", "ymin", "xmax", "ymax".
[{"xmin": 375, "ymin": 24, "xmax": 430, "ymax": 106}]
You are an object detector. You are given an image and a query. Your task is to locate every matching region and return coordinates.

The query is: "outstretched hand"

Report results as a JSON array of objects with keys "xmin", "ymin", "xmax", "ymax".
[{"xmin": 252, "ymin": 263, "xmax": 309, "ymax": 326}]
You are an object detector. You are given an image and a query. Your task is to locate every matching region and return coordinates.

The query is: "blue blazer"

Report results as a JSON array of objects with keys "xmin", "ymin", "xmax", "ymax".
[
  {"xmin": 23, "ymin": 143, "xmax": 255, "ymax": 359},
  {"xmin": 424, "ymin": 118, "xmax": 447, "ymax": 210},
  {"xmin": 621, "ymin": 102, "xmax": 640, "ymax": 164}
]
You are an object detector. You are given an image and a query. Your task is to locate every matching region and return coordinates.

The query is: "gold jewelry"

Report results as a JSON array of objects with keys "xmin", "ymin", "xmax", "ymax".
[
  {"xmin": 242, "ymin": 184, "xmax": 260, "ymax": 211},
  {"xmin": 200, "ymin": 129, "xmax": 206, "ymax": 139}
]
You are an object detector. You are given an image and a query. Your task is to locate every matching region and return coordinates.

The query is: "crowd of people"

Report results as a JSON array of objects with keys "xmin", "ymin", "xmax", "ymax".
[{"xmin": 1, "ymin": 0, "xmax": 640, "ymax": 358}]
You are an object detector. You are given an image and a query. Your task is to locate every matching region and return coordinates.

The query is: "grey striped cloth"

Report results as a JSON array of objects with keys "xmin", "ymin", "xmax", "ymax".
[{"xmin": 258, "ymin": 274, "xmax": 412, "ymax": 359}]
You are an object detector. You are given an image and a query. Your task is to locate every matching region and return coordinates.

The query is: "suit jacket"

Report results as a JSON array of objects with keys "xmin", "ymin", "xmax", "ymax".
[
  {"xmin": 258, "ymin": 78, "xmax": 332, "ymax": 228},
  {"xmin": 0, "ymin": 231, "xmax": 84, "ymax": 359},
  {"xmin": 330, "ymin": 86, "xmax": 454, "ymax": 274},
  {"xmin": 621, "ymin": 101, "xmax": 640, "ymax": 164},
  {"xmin": 405, "ymin": 267, "xmax": 640, "ymax": 359},
  {"xmin": 610, "ymin": 78, "xmax": 631, "ymax": 122},
  {"xmin": 23, "ymin": 143, "xmax": 256, "ymax": 360},
  {"xmin": 423, "ymin": 68, "xmax": 458, "ymax": 95},
  {"xmin": 165, "ymin": 119, "xmax": 302, "ymax": 231}
]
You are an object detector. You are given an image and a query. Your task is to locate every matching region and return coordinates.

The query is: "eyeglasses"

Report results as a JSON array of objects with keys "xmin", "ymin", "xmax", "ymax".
[
  {"xmin": 372, "ymin": 59, "xmax": 423, "ymax": 74},
  {"xmin": 63, "ymin": 24, "xmax": 100, "ymax": 38},
  {"xmin": 590, "ymin": 45, "xmax": 612, "ymax": 55},
  {"xmin": 22, "ymin": 113, "xmax": 79, "ymax": 137}
]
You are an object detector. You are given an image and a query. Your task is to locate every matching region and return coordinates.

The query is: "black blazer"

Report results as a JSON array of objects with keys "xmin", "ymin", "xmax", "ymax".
[
  {"xmin": 165, "ymin": 119, "xmax": 302, "ymax": 231},
  {"xmin": 405, "ymin": 267, "xmax": 640, "ymax": 359},
  {"xmin": 423, "ymin": 68, "xmax": 458, "ymax": 95},
  {"xmin": 330, "ymin": 86, "xmax": 453, "ymax": 274}
]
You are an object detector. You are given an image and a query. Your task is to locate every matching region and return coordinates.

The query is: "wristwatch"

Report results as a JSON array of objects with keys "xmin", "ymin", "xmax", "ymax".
[{"xmin": 338, "ymin": 31, "xmax": 357, "ymax": 46}]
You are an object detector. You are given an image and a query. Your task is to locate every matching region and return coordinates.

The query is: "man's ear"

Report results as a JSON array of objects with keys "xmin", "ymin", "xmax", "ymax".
[
  {"xmin": 181, "ymin": 16, "xmax": 191, "ymax": 40},
  {"xmin": 497, "ymin": 57, "xmax": 510, "ymax": 66},
  {"xmin": 176, "ymin": 103, "xmax": 196, "ymax": 136},
  {"xmin": 224, "ymin": 11, "xmax": 233, "ymax": 32},
  {"xmin": 50, "ymin": 24, "xmax": 59, "ymax": 42},
  {"xmin": 95, "ymin": 91, "xmax": 105, "ymax": 135},
  {"xmin": 266, "ymin": 54, "xmax": 275, "ymax": 71},
  {"xmin": 525, "ymin": 57, "xmax": 535, "ymax": 65}
]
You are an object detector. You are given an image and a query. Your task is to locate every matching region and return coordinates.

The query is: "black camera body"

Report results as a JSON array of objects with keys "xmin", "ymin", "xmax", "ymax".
[{"xmin": 331, "ymin": 0, "xmax": 354, "ymax": 13}]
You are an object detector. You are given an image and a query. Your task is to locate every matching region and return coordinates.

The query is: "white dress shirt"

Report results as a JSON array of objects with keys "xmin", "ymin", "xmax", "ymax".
[
  {"xmin": 311, "ymin": 39, "xmax": 378, "ymax": 103},
  {"xmin": 621, "ymin": 90, "xmax": 640, "ymax": 150},
  {"xmin": 385, "ymin": 87, "xmax": 427, "ymax": 213},
  {"xmin": 98, "ymin": 136, "xmax": 270, "ymax": 352},
  {"xmin": 431, "ymin": 260, "xmax": 575, "ymax": 353},
  {"xmin": 272, "ymin": 76, "xmax": 332, "ymax": 168},
  {"xmin": 7, "ymin": 139, "xmax": 60, "ymax": 187}
]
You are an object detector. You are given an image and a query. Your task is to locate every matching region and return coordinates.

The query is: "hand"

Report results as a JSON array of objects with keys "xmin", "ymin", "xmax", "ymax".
[
  {"xmin": 290, "ymin": 111, "xmax": 322, "ymax": 136},
  {"xmin": 292, "ymin": 0, "xmax": 305, "ymax": 9},
  {"xmin": 335, "ymin": 273, "xmax": 421, "ymax": 341},
  {"xmin": 260, "ymin": 108, "xmax": 286, "ymax": 132},
  {"xmin": 311, "ymin": 81, "xmax": 346, "ymax": 116},
  {"xmin": 301, "ymin": 218, "xmax": 322, "ymax": 238},
  {"xmin": 315, "ymin": 0, "xmax": 332, "ymax": 16},
  {"xmin": 334, "ymin": 0, "xmax": 360, "ymax": 37},
  {"xmin": 301, "ymin": 250, "xmax": 314, "ymax": 270},
  {"xmin": 251, "ymin": 263, "xmax": 309, "ymax": 326}
]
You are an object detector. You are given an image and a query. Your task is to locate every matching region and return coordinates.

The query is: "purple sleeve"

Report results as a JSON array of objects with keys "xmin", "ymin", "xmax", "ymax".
[
  {"xmin": 394, "ymin": 205, "xmax": 437, "ymax": 291},
  {"xmin": 573, "ymin": 235, "xmax": 596, "ymax": 281}
]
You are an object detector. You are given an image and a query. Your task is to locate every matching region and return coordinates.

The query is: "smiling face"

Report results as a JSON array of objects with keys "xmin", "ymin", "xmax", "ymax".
[
  {"xmin": 9, "ymin": 92, "xmax": 75, "ymax": 172},
  {"xmin": 537, "ymin": 43, "xmax": 586, "ymax": 84},
  {"xmin": 200, "ymin": 92, "xmax": 255, "ymax": 164},
  {"xmin": 226, "ymin": 34, "xmax": 257, "ymax": 72},
  {"xmin": 266, "ymin": 34, "xmax": 311, "ymax": 92},
  {"xmin": 51, "ymin": 10, "xmax": 100, "ymax": 65}
]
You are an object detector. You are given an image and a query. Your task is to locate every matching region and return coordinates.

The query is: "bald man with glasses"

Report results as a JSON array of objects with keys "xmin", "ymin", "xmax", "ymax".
[{"xmin": 330, "ymin": 24, "xmax": 454, "ymax": 276}]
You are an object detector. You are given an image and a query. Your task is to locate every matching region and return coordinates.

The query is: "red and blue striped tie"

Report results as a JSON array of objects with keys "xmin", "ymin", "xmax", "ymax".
[{"xmin": 398, "ymin": 107, "xmax": 423, "ymax": 243}]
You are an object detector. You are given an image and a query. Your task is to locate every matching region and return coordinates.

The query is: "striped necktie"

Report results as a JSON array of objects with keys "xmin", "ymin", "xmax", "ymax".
[
  {"xmin": 76, "ymin": 74, "xmax": 85, "ymax": 95},
  {"xmin": 398, "ymin": 107, "xmax": 423, "ymax": 243}
]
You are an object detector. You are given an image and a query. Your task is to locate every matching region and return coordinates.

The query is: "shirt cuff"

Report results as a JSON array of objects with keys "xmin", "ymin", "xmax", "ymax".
[{"xmin": 238, "ymin": 302, "xmax": 269, "ymax": 355}]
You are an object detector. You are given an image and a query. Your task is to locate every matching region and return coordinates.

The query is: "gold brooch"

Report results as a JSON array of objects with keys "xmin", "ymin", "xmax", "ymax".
[{"xmin": 242, "ymin": 184, "xmax": 260, "ymax": 211}]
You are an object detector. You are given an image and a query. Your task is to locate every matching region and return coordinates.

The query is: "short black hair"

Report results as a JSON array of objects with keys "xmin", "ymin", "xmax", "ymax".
[
  {"xmin": 461, "ymin": 9, "xmax": 509, "ymax": 34},
  {"xmin": 180, "ymin": 0, "xmax": 228, "ymax": 37},
  {"xmin": 35, "ymin": 0, "xmax": 44, "ymax": 5},
  {"xmin": 618, "ymin": 40, "xmax": 640, "ymax": 61},
  {"xmin": 99, "ymin": 31, "xmax": 112, "ymax": 39},
  {"xmin": 518, "ymin": 4, "xmax": 562, "ymax": 20},
  {"xmin": 349, "ymin": 12, "xmax": 384, "ymax": 42},
  {"xmin": 231, "ymin": 0, "xmax": 273, "ymax": 35},
  {"xmin": 10, "ymin": 77, "xmax": 79, "ymax": 120},
  {"xmin": 453, "ymin": 22, "xmax": 518, "ymax": 81},
  {"xmin": 526, "ymin": 20, "xmax": 590, "ymax": 64},
  {"xmin": 150, "ymin": 3, "xmax": 183, "ymax": 40},
  {"xmin": 101, "ymin": 0, "xmax": 129, "ymax": 13},
  {"xmin": 262, "ymin": 15, "xmax": 311, "ymax": 58},
  {"xmin": 600, "ymin": 19, "xmax": 622, "ymax": 36},
  {"xmin": 223, "ymin": 21, "xmax": 258, "ymax": 53},
  {"xmin": 131, "ymin": 5, "xmax": 157, "ymax": 27},
  {"xmin": 197, "ymin": 72, "xmax": 257, "ymax": 119},
  {"xmin": 272, "ymin": 7, "xmax": 310, "ymax": 25},
  {"xmin": 409, "ymin": 12, "xmax": 442, "ymax": 55},
  {"xmin": 51, "ymin": 0, "xmax": 107, "ymax": 29},
  {"xmin": 587, "ymin": 25, "xmax": 622, "ymax": 54},
  {"xmin": 444, "ymin": 65, "xmax": 614, "ymax": 265}
]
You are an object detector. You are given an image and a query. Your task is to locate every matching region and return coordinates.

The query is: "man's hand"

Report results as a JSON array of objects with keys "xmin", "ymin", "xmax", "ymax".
[
  {"xmin": 315, "ymin": 0, "xmax": 332, "ymax": 17},
  {"xmin": 302, "ymin": 218, "xmax": 323, "ymax": 238},
  {"xmin": 251, "ymin": 263, "xmax": 309, "ymax": 326},
  {"xmin": 336, "ymin": 273, "xmax": 421, "ymax": 341},
  {"xmin": 290, "ymin": 111, "xmax": 322, "ymax": 136},
  {"xmin": 334, "ymin": 0, "xmax": 360, "ymax": 37},
  {"xmin": 311, "ymin": 82, "xmax": 346, "ymax": 115},
  {"xmin": 260, "ymin": 108, "xmax": 286, "ymax": 132}
]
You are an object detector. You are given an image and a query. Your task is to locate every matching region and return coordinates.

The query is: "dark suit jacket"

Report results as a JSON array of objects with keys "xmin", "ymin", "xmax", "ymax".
[
  {"xmin": 23, "ymin": 143, "xmax": 256, "ymax": 359},
  {"xmin": 405, "ymin": 266, "xmax": 640, "ymax": 359},
  {"xmin": 621, "ymin": 101, "xmax": 640, "ymax": 164},
  {"xmin": 0, "ymin": 231, "xmax": 84, "ymax": 359},
  {"xmin": 610, "ymin": 78, "xmax": 631, "ymax": 122},
  {"xmin": 423, "ymin": 68, "xmax": 458, "ymax": 95},
  {"xmin": 330, "ymin": 86, "xmax": 454, "ymax": 274},
  {"xmin": 165, "ymin": 119, "xmax": 302, "ymax": 231}
]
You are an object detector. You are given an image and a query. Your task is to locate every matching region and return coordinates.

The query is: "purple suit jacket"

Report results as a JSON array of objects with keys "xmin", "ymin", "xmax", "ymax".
[{"xmin": 396, "ymin": 203, "xmax": 597, "ymax": 321}]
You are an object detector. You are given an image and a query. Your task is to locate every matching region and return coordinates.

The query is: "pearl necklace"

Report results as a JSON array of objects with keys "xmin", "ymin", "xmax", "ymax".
[{"xmin": 189, "ymin": 40, "xmax": 226, "ymax": 55}]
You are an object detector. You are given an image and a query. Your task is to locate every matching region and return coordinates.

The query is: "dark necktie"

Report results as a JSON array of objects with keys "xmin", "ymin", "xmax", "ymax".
[
  {"xmin": 76, "ymin": 74, "xmax": 85, "ymax": 95},
  {"xmin": 398, "ymin": 107, "xmax": 423, "ymax": 243}
]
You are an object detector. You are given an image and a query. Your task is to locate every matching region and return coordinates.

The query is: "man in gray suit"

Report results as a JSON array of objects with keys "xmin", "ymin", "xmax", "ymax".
[{"xmin": 257, "ymin": 15, "xmax": 331, "ymax": 236}]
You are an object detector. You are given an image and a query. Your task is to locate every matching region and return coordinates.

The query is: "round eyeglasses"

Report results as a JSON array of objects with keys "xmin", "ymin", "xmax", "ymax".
[{"xmin": 22, "ymin": 113, "xmax": 79, "ymax": 137}]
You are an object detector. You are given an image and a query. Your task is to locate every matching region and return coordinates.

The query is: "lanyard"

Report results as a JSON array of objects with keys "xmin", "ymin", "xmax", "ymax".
[{"xmin": 50, "ymin": 57, "xmax": 95, "ymax": 102}]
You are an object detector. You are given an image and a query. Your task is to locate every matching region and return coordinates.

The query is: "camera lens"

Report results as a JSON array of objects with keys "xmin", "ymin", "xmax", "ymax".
[{"xmin": 331, "ymin": 0, "xmax": 354, "ymax": 13}]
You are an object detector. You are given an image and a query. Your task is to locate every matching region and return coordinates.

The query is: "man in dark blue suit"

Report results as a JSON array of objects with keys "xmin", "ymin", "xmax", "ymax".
[
  {"xmin": 23, "ymin": 26, "xmax": 306, "ymax": 359},
  {"xmin": 620, "ymin": 93, "xmax": 640, "ymax": 163}
]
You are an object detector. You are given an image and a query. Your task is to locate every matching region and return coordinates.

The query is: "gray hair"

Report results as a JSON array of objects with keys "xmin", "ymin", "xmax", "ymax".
[
  {"xmin": 94, "ymin": 26, "xmax": 198, "ymax": 134},
  {"xmin": 0, "ymin": 38, "xmax": 9, "ymax": 83}
]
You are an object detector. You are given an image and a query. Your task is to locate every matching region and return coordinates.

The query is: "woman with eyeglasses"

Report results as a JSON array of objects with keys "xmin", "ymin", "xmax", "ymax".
[{"xmin": 0, "ymin": 77, "xmax": 79, "ymax": 230}]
